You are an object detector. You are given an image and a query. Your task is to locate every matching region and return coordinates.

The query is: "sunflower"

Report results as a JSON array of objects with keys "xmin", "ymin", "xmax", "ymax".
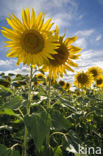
[
  {"xmin": 95, "ymin": 76, "xmax": 103, "ymax": 88},
  {"xmin": 59, "ymin": 80, "xmax": 66, "ymax": 88},
  {"xmin": 1, "ymin": 8, "xmax": 59, "ymax": 66},
  {"xmin": 33, "ymin": 81, "xmax": 39, "ymax": 87},
  {"xmin": 43, "ymin": 26, "xmax": 81, "ymax": 79},
  {"xmin": 88, "ymin": 67, "xmax": 102, "ymax": 79},
  {"xmin": 74, "ymin": 71, "xmax": 93, "ymax": 89},
  {"xmin": 36, "ymin": 73, "xmax": 45, "ymax": 79},
  {"xmin": 65, "ymin": 82, "xmax": 71, "ymax": 90}
]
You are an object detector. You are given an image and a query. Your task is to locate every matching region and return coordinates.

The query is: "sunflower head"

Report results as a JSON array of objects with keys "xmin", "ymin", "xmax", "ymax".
[
  {"xmin": 1, "ymin": 8, "xmax": 59, "ymax": 66},
  {"xmin": 33, "ymin": 81, "xmax": 39, "ymax": 87},
  {"xmin": 36, "ymin": 73, "xmax": 45, "ymax": 79},
  {"xmin": 88, "ymin": 67, "xmax": 102, "ymax": 79},
  {"xmin": 95, "ymin": 76, "xmax": 103, "ymax": 88},
  {"xmin": 74, "ymin": 71, "xmax": 93, "ymax": 89},
  {"xmin": 65, "ymin": 82, "xmax": 71, "ymax": 90},
  {"xmin": 43, "ymin": 26, "xmax": 81, "ymax": 79},
  {"xmin": 75, "ymin": 90, "xmax": 81, "ymax": 96},
  {"xmin": 59, "ymin": 80, "xmax": 66, "ymax": 88}
]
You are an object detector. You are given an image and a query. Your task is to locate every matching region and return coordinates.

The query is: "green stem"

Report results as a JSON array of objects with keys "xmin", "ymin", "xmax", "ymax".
[
  {"xmin": 48, "ymin": 76, "xmax": 51, "ymax": 108},
  {"xmin": 22, "ymin": 66, "xmax": 33, "ymax": 156},
  {"xmin": 46, "ymin": 76, "xmax": 51, "ymax": 146}
]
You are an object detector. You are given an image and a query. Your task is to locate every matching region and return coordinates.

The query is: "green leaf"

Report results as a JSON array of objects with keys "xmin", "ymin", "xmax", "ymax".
[
  {"xmin": 50, "ymin": 110, "xmax": 72, "ymax": 131},
  {"xmin": 0, "ymin": 144, "xmax": 20, "ymax": 156},
  {"xmin": 0, "ymin": 144, "xmax": 7, "ymax": 156},
  {"xmin": 0, "ymin": 108, "xmax": 22, "ymax": 120},
  {"xmin": 7, "ymin": 149, "xmax": 20, "ymax": 156},
  {"xmin": 39, "ymin": 146, "xmax": 54, "ymax": 156},
  {"xmin": 0, "ymin": 85, "xmax": 12, "ymax": 96},
  {"xmin": 59, "ymin": 97, "xmax": 76, "ymax": 111},
  {"xmin": 24, "ymin": 111, "xmax": 51, "ymax": 151},
  {"xmin": 0, "ymin": 96, "xmax": 23, "ymax": 110},
  {"xmin": 54, "ymin": 146, "xmax": 63, "ymax": 156},
  {"xmin": 0, "ymin": 79, "xmax": 10, "ymax": 87}
]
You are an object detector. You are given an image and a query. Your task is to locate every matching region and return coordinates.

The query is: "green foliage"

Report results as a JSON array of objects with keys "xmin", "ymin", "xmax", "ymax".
[
  {"xmin": 0, "ymin": 85, "xmax": 12, "ymax": 96},
  {"xmin": 0, "ymin": 144, "xmax": 20, "ymax": 156},
  {"xmin": 24, "ymin": 111, "xmax": 51, "ymax": 151},
  {"xmin": 0, "ymin": 73, "xmax": 103, "ymax": 156},
  {"xmin": 0, "ymin": 96, "xmax": 23, "ymax": 110},
  {"xmin": 39, "ymin": 146, "xmax": 54, "ymax": 156},
  {"xmin": 50, "ymin": 109, "xmax": 72, "ymax": 131},
  {"xmin": 54, "ymin": 146, "xmax": 63, "ymax": 156}
]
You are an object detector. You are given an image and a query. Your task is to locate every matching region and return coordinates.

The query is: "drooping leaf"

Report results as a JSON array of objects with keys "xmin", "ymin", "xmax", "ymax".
[
  {"xmin": 0, "ymin": 85, "xmax": 12, "ymax": 96},
  {"xmin": 24, "ymin": 111, "xmax": 51, "ymax": 151},
  {"xmin": 0, "ymin": 108, "xmax": 22, "ymax": 120},
  {"xmin": 0, "ymin": 96, "xmax": 23, "ymax": 110},
  {"xmin": 50, "ymin": 109, "xmax": 72, "ymax": 131},
  {"xmin": 59, "ymin": 97, "xmax": 76, "ymax": 112}
]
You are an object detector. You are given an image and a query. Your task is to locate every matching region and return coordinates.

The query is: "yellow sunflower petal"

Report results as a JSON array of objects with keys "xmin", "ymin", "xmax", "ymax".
[
  {"xmin": 69, "ymin": 54, "xmax": 81, "ymax": 59},
  {"xmin": 64, "ymin": 65, "xmax": 74, "ymax": 72},
  {"xmin": 64, "ymin": 36, "xmax": 78, "ymax": 45},
  {"xmin": 69, "ymin": 45, "xmax": 82, "ymax": 53},
  {"xmin": 26, "ymin": 8, "xmax": 30, "ymax": 27},
  {"xmin": 22, "ymin": 8, "xmax": 28, "ymax": 28},
  {"xmin": 30, "ymin": 8, "xmax": 36, "ymax": 28},
  {"xmin": 67, "ymin": 60, "xmax": 78, "ymax": 67},
  {"xmin": 36, "ymin": 11, "xmax": 44, "ymax": 27}
]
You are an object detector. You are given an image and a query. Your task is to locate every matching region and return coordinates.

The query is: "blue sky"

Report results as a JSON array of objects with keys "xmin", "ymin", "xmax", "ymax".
[{"xmin": 0, "ymin": 0, "xmax": 103, "ymax": 80}]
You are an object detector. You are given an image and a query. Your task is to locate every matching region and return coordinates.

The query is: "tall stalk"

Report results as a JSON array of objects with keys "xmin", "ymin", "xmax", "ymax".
[
  {"xmin": 48, "ymin": 76, "xmax": 51, "ymax": 108},
  {"xmin": 22, "ymin": 66, "xmax": 33, "ymax": 156},
  {"xmin": 46, "ymin": 74, "xmax": 51, "ymax": 146}
]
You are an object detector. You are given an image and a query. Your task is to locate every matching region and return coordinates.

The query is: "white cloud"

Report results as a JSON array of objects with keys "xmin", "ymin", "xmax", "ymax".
[
  {"xmin": 0, "ymin": 0, "xmax": 79, "ymax": 29},
  {"xmin": 76, "ymin": 29, "xmax": 94, "ymax": 37},
  {"xmin": 76, "ymin": 49, "xmax": 103, "ymax": 69},
  {"xmin": 96, "ymin": 34, "xmax": 102, "ymax": 41},
  {"xmin": 52, "ymin": 13, "xmax": 73, "ymax": 27},
  {"xmin": 74, "ymin": 29, "xmax": 95, "ymax": 49},
  {"xmin": 74, "ymin": 38, "xmax": 87, "ymax": 49},
  {"xmin": 0, "ymin": 66, "xmax": 30, "ymax": 75},
  {"xmin": 0, "ymin": 59, "xmax": 17, "ymax": 67}
]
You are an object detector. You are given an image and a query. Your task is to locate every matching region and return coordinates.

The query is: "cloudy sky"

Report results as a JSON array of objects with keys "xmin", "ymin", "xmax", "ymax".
[{"xmin": 0, "ymin": 0, "xmax": 103, "ymax": 80}]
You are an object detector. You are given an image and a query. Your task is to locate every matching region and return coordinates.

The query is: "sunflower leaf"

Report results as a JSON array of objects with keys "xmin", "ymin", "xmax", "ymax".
[{"xmin": 24, "ymin": 111, "xmax": 51, "ymax": 151}]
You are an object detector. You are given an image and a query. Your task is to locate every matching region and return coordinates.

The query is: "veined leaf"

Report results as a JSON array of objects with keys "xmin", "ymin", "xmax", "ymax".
[
  {"xmin": 50, "ymin": 109, "xmax": 72, "ymax": 131},
  {"xmin": 24, "ymin": 111, "xmax": 51, "ymax": 151},
  {"xmin": 0, "ymin": 96, "xmax": 23, "ymax": 110}
]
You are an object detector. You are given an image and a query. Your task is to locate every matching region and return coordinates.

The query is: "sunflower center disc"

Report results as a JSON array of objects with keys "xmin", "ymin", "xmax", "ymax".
[
  {"xmin": 97, "ymin": 79, "xmax": 102, "ymax": 85},
  {"xmin": 91, "ymin": 70, "xmax": 98, "ymax": 77},
  {"xmin": 49, "ymin": 43, "xmax": 69, "ymax": 66},
  {"xmin": 77, "ymin": 74, "xmax": 88, "ymax": 84},
  {"xmin": 21, "ymin": 30, "xmax": 44, "ymax": 54}
]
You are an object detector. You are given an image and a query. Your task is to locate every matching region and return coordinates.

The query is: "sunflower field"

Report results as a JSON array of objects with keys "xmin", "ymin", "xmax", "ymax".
[{"xmin": 0, "ymin": 8, "xmax": 103, "ymax": 156}]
